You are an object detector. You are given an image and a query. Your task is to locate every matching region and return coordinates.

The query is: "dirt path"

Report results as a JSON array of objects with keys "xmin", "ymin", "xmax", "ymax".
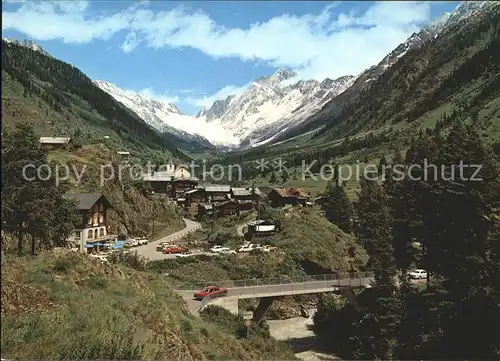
[
  {"xmin": 267, "ymin": 309, "xmax": 341, "ymax": 361},
  {"xmin": 135, "ymin": 218, "xmax": 201, "ymax": 261}
]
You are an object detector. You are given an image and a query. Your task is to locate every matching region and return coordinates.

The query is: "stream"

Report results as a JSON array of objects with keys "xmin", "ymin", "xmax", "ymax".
[{"xmin": 267, "ymin": 309, "xmax": 341, "ymax": 361}]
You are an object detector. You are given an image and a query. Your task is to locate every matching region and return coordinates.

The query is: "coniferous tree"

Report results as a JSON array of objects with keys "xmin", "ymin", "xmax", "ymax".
[
  {"xmin": 353, "ymin": 178, "xmax": 400, "ymax": 360},
  {"xmin": 269, "ymin": 172, "xmax": 277, "ymax": 184},
  {"xmin": 321, "ymin": 180, "xmax": 353, "ymax": 233},
  {"xmin": 1, "ymin": 123, "xmax": 79, "ymax": 255}
]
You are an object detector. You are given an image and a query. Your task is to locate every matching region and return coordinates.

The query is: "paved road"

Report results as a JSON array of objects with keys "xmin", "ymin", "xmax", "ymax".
[{"xmin": 135, "ymin": 218, "xmax": 201, "ymax": 261}]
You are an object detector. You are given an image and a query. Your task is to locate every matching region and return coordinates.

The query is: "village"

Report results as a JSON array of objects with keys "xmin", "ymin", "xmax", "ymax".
[{"xmin": 50, "ymin": 151, "xmax": 319, "ymax": 261}]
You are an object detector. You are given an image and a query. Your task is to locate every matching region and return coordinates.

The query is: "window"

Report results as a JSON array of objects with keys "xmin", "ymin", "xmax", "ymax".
[
  {"xmin": 99, "ymin": 228, "xmax": 105, "ymax": 237},
  {"xmin": 99, "ymin": 204, "xmax": 104, "ymax": 211},
  {"xmin": 99, "ymin": 214, "xmax": 104, "ymax": 224},
  {"xmin": 87, "ymin": 230, "xmax": 94, "ymax": 239},
  {"xmin": 75, "ymin": 231, "xmax": 81, "ymax": 240}
]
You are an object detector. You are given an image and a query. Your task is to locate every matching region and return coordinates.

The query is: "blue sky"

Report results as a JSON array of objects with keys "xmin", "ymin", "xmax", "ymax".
[{"xmin": 2, "ymin": 1, "xmax": 459, "ymax": 115}]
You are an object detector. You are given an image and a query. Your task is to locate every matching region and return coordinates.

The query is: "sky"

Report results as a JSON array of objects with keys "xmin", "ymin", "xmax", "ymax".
[{"xmin": 2, "ymin": 0, "xmax": 460, "ymax": 115}]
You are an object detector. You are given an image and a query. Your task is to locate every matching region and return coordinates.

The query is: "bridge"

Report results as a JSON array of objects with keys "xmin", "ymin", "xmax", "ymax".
[{"xmin": 175, "ymin": 271, "xmax": 374, "ymax": 324}]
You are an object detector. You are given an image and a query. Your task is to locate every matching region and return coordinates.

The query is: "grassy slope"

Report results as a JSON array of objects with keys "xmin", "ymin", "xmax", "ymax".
[
  {"xmin": 2, "ymin": 64, "xmax": 186, "ymax": 240},
  {"xmin": 149, "ymin": 208, "xmax": 367, "ymax": 318},
  {"xmin": 1, "ymin": 251, "xmax": 295, "ymax": 360}
]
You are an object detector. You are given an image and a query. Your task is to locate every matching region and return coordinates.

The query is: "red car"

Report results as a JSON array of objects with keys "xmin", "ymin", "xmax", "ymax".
[
  {"xmin": 162, "ymin": 245, "xmax": 184, "ymax": 254},
  {"xmin": 193, "ymin": 286, "xmax": 228, "ymax": 300}
]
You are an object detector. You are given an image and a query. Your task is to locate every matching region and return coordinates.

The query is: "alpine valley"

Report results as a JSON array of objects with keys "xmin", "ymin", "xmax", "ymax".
[
  {"xmin": 2, "ymin": 1, "xmax": 500, "ymax": 155},
  {"xmin": 96, "ymin": 1, "xmax": 500, "ymax": 150}
]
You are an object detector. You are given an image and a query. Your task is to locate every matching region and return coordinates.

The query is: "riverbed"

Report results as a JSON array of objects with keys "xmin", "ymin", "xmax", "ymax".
[{"xmin": 267, "ymin": 309, "xmax": 341, "ymax": 361}]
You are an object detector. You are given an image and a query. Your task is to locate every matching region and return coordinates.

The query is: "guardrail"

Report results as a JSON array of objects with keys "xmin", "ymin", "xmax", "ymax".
[
  {"xmin": 195, "ymin": 271, "xmax": 374, "ymax": 312},
  {"xmin": 176, "ymin": 271, "xmax": 374, "ymax": 291}
]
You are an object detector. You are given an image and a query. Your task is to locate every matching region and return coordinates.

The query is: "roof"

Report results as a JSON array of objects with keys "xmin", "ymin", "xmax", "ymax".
[
  {"xmin": 200, "ymin": 204, "xmax": 213, "ymax": 210},
  {"xmin": 116, "ymin": 151, "xmax": 130, "ymax": 155},
  {"xmin": 185, "ymin": 189, "xmax": 200, "ymax": 194},
  {"xmin": 248, "ymin": 219, "xmax": 273, "ymax": 226},
  {"xmin": 63, "ymin": 193, "xmax": 111, "ymax": 210},
  {"xmin": 211, "ymin": 194, "xmax": 230, "ymax": 202},
  {"xmin": 271, "ymin": 187, "xmax": 308, "ymax": 199},
  {"xmin": 237, "ymin": 199, "xmax": 254, "ymax": 204},
  {"xmin": 255, "ymin": 225, "xmax": 276, "ymax": 232},
  {"xmin": 172, "ymin": 176, "xmax": 199, "ymax": 183},
  {"xmin": 143, "ymin": 171, "xmax": 174, "ymax": 181},
  {"xmin": 39, "ymin": 137, "xmax": 71, "ymax": 144},
  {"xmin": 204, "ymin": 185, "xmax": 231, "ymax": 193},
  {"xmin": 231, "ymin": 187, "xmax": 261, "ymax": 196}
]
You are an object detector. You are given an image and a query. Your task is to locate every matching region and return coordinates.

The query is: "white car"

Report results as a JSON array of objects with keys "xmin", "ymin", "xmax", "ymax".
[
  {"xmin": 210, "ymin": 245, "xmax": 225, "ymax": 253},
  {"xmin": 408, "ymin": 269, "xmax": 427, "ymax": 279},
  {"xmin": 261, "ymin": 245, "xmax": 278, "ymax": 252},
  {"xmin": 129, "ymin": 238, "xmax": 139, "ymax": 247},
  {"xmin": 217, "ymin": 248, "xmax": 237, "ymax": 255},
  {"xmin": 175, "ymin": 252, "xmax": 194, "ymax": 258},
  {"xmin": 137, "ymin": 238, "xmax": 149, "ymax": 246},
  {"xmin": 238, "ymin": 243, "xmax": 258, "ymax": 253},
  {"xmin": 89, "ymin": 254, "xmax": 108, "ymax": 263}
]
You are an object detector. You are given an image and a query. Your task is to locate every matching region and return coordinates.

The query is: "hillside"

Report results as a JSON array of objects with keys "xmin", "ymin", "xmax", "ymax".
[
  {"xmin": 1, "ymin": 39, "xmax": 195, "ymax": 161},
  {"xmin": 1, "ymin": 251, "xmax": 296, "ymax": 360},
  {"xmin": 286, "ymin": 1, "xmax": 500, "ymax": 146}
]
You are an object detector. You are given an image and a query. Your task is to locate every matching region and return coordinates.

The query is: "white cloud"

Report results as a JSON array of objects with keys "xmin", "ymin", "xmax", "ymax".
[
  {"xmin": 2, "ymin": 0, "xmax": 441, "ymax": 105},
  {"xmin": 186, "ymin": 82, "xmax": 252, "ymax": 107},
  {"xmin": 136, "ymin": 87, "xmax": 179, "ymax": 104}
]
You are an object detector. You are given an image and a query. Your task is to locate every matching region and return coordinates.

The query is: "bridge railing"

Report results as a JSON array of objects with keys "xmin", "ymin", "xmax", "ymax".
[{"xmin": 176, "ymin": 271, "xmax": 374, "ymax": 291}]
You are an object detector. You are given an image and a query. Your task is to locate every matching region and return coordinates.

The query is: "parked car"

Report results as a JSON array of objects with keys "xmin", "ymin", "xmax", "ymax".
[
  {"xmin": 129, "ymin": 238, "xmax": 139, "ymax": 247},
  {"xmin": 238, "ymin": 243, "xmax": 257, "ymax": 253},
  {"xmin": 162, "ymin": 245, "xmax": 184, "ymax": 254},
  {"xmin": 408, "ymin": 269, "xmax": 427, "ymax": 279},
  {"xmin": 261, "ymin": 245, "xmax": 278, "ymax": 252},
  {"xmin": 193, "ymin": 286, "xmax": 228, "ymax": 300},
  {"xmin": 137, "ymin": 237, "xmax": 149, "ymax": 246},
  {"xmin": 89, "ymin": 254, "xmax": 108, "ymax": 263},
  {"xmin": 217, "ymin": 247, "xmax": 237, "ymax": 255},
  {"xmin": 175, "ymin": 251, "xmax": 195, "ymax": 258},
  {"xmin": 210, "ymin": 245, "xmax": 225, "ymax": 253},
  {"xmin": 157, "ymin": 242, "xmax": 171, "ymax": 252}
]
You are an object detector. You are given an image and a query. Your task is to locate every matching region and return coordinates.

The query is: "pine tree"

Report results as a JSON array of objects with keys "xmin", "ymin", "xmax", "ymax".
[
  {"xmin": 421, "ymin": 122, "xmax": 500, "ymax": 359},
  {"xmin": 378, "ymin": 155, "xmax": 388, "ymax": 175},
  {"xmin": 281, "ymin": 168, "xmax": 289, "ymax": 183},
  {"xmin": 353, "ymin": 178, "xmax": 400, "ymax": 360},
  {"xmin": 321, "ymin": 180, "xmax": 353, "ymax": 233},
  {"xmin": 269, "ymin": 172, "xmax": 277, "ymax": 184},
  {"xmin": 1, "ymin": 123, "xmax": 79, "ymax": 255}
]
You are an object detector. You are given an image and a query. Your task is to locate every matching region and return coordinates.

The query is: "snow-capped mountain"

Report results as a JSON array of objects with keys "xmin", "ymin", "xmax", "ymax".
[
  {"xmin": 196, "ymin": 68, "xmax": 356, "ymax": 147},
  {"xmin": 93, "ymin": 80, "xmax": 239, "ymax": 147},
  {"xmin": 3, "ymin": 38, "xmax": 51, "ymax": 57}
]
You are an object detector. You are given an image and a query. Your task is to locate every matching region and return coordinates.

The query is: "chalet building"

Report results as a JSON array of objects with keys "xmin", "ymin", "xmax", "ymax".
[
  {"xmin": 63, "ymin": 193, "xmax": 117, "ymax": 253},
  {"xmin": 171, "ymin": 177, "xmax": 199, "ymax": 199},
  {"xmin": 231, "ymin": 187, "xmax": 262, "ymax": 202},
  {"xmin": 117, "ymin": 151, "xmax": 131, "ymax": 166},
  {"xmin": 268, "ymin": 187, "xmax": 309, "ymax": 207},
  {"xmin": 237, "ymin": 200, "xmax": 255, "ymax": 214},
  {"xmin": 204, "ymin": 185, "xmax": 232, "ymax": 202},
  {"xmin": 143, "ymin": 171, "xmax": 174, "ymax": 194},
  {"xmin": 143, "ymin": 162, "xmax": 198, "ymax": 197},
  {"xmin": 184, "ymin": 188, "xmax": 205, "ymax": 207},
  {"xmin": 218, "ymin": 200, "xmax": 239, "ymax": 217},
  {"xmin": 246, "ymin": 219, "xmax": 276, "ymax": 237},
  {"xmin": 39, "ymin": 137, "xmax": 72, "ymax": 150},
  {"xmin": 198, "ymin": 203, "xmax": 214, "ymax": 218}
]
